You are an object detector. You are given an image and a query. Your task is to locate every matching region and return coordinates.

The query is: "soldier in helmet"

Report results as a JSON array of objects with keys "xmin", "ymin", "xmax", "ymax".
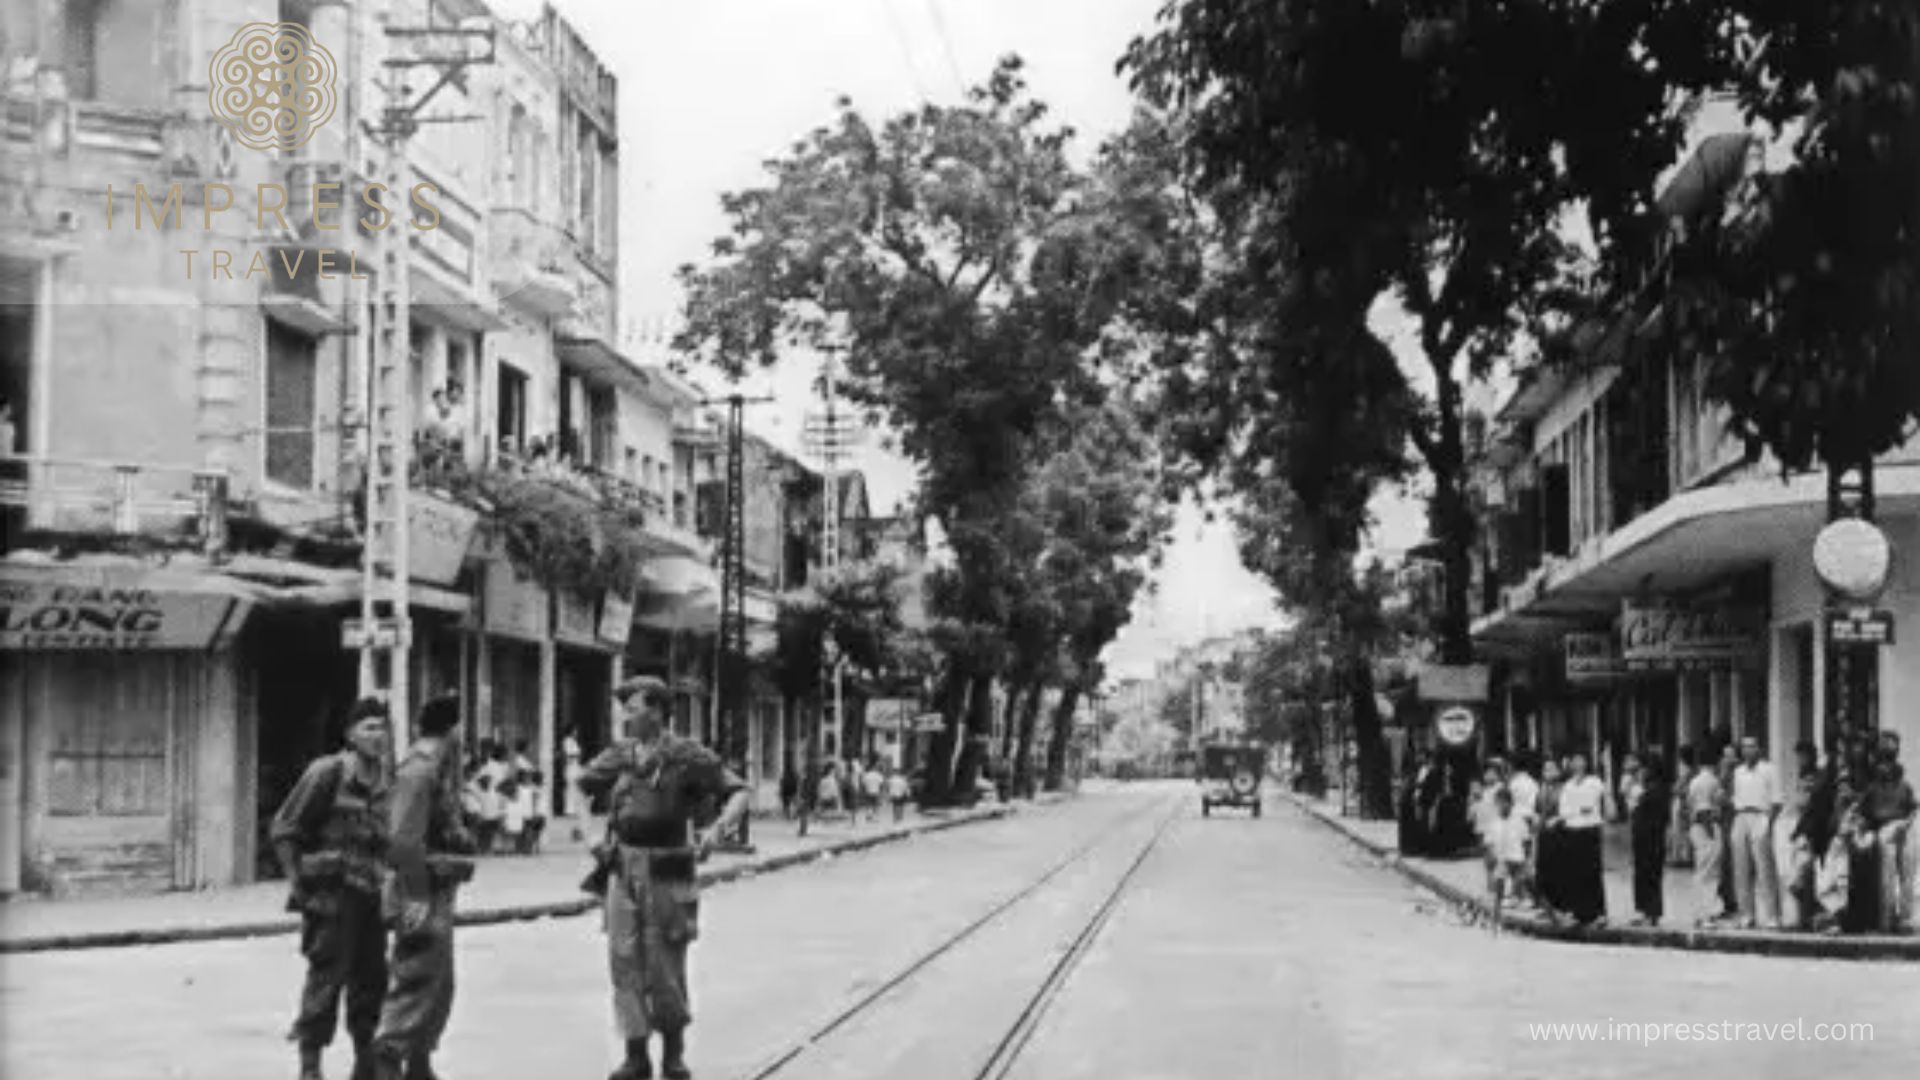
[
  {"xmin": 580, "ymin": 676, "xmax": 750, "ymax": 1080},
  {"xmin": 370, "ymin": 695, "xmax": 476, "ymax": 1080},
  {"xmin": 271, "ymin": 697, "xmax": 394, "ymax": 1080}
]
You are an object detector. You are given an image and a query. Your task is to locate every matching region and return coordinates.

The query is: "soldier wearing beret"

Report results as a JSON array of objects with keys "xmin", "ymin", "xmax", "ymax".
[
  {"xmin": 271, "ymin": 698, "xmax": 394, "ymax": 1080},
  {"xmin": 580, "ymin": 676, "xmax": 750, "ymax": 1080}
]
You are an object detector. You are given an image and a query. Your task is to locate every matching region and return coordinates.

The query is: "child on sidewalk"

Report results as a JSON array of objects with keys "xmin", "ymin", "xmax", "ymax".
[
  {"xmin": 516, "ymin": 770, "xmax": 548, "ymax": 854},
  {"xmin": 1486, "ymin": 788, "xmax": 1530, "ymax": 916},
  {"xmin": 886, "ymin": 763, "xmax": 910, "ymax": 824},
  {"xmin": 1470, "ymin": 765, "xmax": 1505, "ymax": 896}
]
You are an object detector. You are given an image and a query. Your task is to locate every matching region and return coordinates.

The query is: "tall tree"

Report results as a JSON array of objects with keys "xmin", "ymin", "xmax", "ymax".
[
  {"xmin": 1121, "ymin": 1, "xmax": 1733, "ymax": 663},
  {"xmin": 677, "ymin": 58, "xmax": 1177, "ymax": 802}
]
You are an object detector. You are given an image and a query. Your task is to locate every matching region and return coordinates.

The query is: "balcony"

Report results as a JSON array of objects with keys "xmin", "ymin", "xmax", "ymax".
[
  {"xmin": 0, "ymin": 455, "xmax": 229, "ymax": 553},
  {"xmin": 490, "ymin": 207, "xmax": 576, "ymax": 318}
]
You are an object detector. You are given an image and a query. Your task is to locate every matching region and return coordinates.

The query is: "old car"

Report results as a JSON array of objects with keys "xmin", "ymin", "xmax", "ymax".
[{"xmin": 1199, "ymin": 744, "xmax": 1265, "ymax": 817}]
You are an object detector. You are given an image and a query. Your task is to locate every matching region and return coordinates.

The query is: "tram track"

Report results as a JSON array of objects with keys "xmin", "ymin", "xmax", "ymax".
[{"xmin": 737, "ymin": 792, "xmax": 1183, "ymax": 1080}]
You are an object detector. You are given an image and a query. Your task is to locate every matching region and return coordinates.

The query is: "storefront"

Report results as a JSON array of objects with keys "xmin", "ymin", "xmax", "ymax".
[{"xmin": 0, "ymin": 561, "xmax": 260, "ymax": 896}]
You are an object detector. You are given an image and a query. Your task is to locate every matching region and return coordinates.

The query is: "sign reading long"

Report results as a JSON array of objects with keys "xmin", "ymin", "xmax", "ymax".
[{"xmin": 0, "ymin": 582, "xmax": 243, "ymax": 650}]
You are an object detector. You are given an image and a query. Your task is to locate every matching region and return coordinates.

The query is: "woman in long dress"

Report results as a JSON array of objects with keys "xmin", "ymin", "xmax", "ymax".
[
  {"xmin": 1630, "ymin": 760, "xmax": 1671, "ymax": 926},
  {"xmin": 1558, "ymin": 751, "xmax": 1611, "ymax": 927},
  {"xmin": 1534, "ymin": 758, "xmax": 1568, "ymax": 920}
]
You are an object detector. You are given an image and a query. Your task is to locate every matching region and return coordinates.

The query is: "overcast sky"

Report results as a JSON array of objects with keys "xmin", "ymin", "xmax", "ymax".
[{"xmin": 517, "ymin": 0, "xmax": 1434, "ymax": 680}]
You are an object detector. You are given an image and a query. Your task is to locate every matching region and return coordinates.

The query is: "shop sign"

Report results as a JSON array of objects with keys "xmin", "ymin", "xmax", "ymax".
[
  {"xmin": 554, "ymin": 589, "xmax": 599, "ymax": 647},
  {"xmin": 865, "ymin": 698, "xmax": 918, "ymax": 732},
  {"xmin": 1417, "ymin": 664, "xmax": 1490, "ymax": 703},
  {"xmin": 1827, "ymin": 607, "xmax": 1895, "ymax": 648},
  {"xmin": 598, "ymin": 592, "xmax": 634, "ymax": 647},
  {"xmin": 1617, "ymin": 602, "xmax": 1763, "ymax": 670},
  {"xmin": 1564, "ymin": 632, "xmax": 1628, "ymax": 684},
  {"xmin": 0, "ymin": 579, "xmax": 248, "ymax": 651},
  {"xmin": 409, "ymin": 494, "xmax": 479, "ymax": 587},
  {"xmin": 481, "ymin": 559, "xmax": 547, "ymax": 641},
  {"xmin": 1434, "ymin": 704, "xmax": 1479, "ymax": 747}
]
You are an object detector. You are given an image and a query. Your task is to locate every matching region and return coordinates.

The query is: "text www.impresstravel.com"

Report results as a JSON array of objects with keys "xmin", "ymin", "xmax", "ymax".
[{"xmin": 1528, "ymin": 1020, "xmax": 1875, "ymax": 1044}]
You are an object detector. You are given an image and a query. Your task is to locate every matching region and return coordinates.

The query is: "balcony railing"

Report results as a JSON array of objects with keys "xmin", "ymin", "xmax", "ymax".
[{"xmin": 0, "ymin": 454, "xmax": 229, "ymax": 552}]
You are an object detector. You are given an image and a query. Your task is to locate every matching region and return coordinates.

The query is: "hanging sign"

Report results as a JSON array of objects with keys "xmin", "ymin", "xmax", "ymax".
[
  {"xmin": 1417, "ymin": 664, "xmax": 1490, "ymax": 703},
  {"xmin": 480, "ymin": 558, "xmax": 547, "ymax": 641},
  {"xmin": 1827, "ymin": 607, "xmax": 1895, "ymax": 648},
  {"xmin": 554, "ymin": 589, "xmax": 600, "ymax": 647},
  {"xmin": 597, "ymin": 592, "xmax": 634, "ymax": 647},
  {"xmin": 1618, "ymin": 602, "xmax": 1764, "ymax": 670},
  {"xmin": 1564, "ymin": 632, "xmax": 1628, "ymax": 685}
]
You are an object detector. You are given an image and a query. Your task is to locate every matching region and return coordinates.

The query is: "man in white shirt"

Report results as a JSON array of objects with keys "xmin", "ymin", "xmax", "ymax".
[{"xmin": 1728, "ymin": 735, "xmax": 1782, "ymax": 929}]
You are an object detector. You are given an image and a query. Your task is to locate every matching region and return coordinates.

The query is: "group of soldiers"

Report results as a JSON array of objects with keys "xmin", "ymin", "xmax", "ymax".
[{"xmin": 271, "ymin": 677, "xmax": 749, "ymax": 1080}]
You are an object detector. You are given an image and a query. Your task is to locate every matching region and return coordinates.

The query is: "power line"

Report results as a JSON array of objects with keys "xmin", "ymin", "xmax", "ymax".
[
  {"xmin": 878, "ymin": 0, "xmax": 934, "ymax": 102},
  {"xmin": 922, "ymin": 0, "xmax": 968, "ymax": 97}
]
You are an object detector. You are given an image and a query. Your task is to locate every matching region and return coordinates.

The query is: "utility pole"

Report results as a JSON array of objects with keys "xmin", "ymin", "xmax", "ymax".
[
  {"xmin": 700, "ymin": 390, "xmax": 773, "ymax": 846},
  {"xmin": 799, "ymin": 345, "xmax": 862, "ymax": 835},
  {"xmin": 353, "ymin": 18, "xmax": 495, "ymax": 747}
]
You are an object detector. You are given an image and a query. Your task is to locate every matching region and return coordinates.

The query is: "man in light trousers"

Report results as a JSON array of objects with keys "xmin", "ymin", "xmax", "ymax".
[
  {"xmin": 1685, "ymin": 750, "xmax": 1725, "ymax": 927},
  {"xmin": 1728, "ymin": 735, "xmax": 1782, "ymax": 929}
]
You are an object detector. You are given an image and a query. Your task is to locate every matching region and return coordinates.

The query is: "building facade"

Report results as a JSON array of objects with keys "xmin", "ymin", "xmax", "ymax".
[
  {"xmin": 1467, "ymin": 133, "xmax": 1920, "ymax": 790},
  {"xmin": 0, "ymin": 0, "xmax": 746, "ymax": 897}
]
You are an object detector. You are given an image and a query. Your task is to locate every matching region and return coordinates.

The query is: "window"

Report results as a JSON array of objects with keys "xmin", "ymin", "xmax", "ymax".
[
  {"xmin": 63, "ymin": 0, "xmax": 168, "ymax": 106},
  {"xmin": 508, "ymin": 104, "xmax": 534, "ymax": 208},
  {"xmin": 496, "ymin": 362, "xmax": 528, "ymax": 455},
  {"xmin": 577, "ymin": 124, "xmax": 598, "ymax": 248},
  {"xmin": 588, "ymin": 386, "xmax": 617, "ymax": 469},
  {"xmin": 265, "ymin": 320, "xmax": 319, "ymax": 489}
]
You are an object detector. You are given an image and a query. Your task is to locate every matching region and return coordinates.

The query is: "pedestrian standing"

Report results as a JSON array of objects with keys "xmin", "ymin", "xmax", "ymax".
[
  {"xmin": 1728, "ymin": 735, "xmax": 1783, "ymax": 929},
  {"xmin": 580, "ymin": 677, "xmax": 751, "ymax": 1080},
  {"xmin": 272, "ymin": 698, "xmax": 393, "ymax": 1080},
  {"xmin": 370, "ymin": 696, "xmax": 477, "ymax": 1080},
  {"xmin": 1533, "ymin": 757, "xmax": 1567, "ymax": 920},
  {"xmin": 1469, "ymin": 764, "xmax": 1504, "ymax": 897},
  {"xmin": 1716, "ymin": 741, "xmax": 1740, "ymax": 917},
  {"xmin": 1685, "ymin": 748, "xmax": 1726, "ymax": 928},
  {"xmin": 1629, "ymin": 759, "xmax": 1670, "ymax": 927},
  {"xmin": 1777, "ymin": 742, "xmax": 1822, "ymax": 928},
  {"xmin": 1557, "ymin": 751, "xmax": 1610, "ymax": 927},
  {"xmin": 862, "ymin": 758, "xmax": 885, "ymax": 823},
  {"xmin": 886, "ymin": 762, "xmax": 910, "ymax": 824},
  {"xmin": 1861, "ymin": 752, "xmax": 1916, "ymax": 932},
  {"xmin": 1486, "ymin": 788, "xmax": 1529, "ymax": 913},
  {"xmin": 779, "ymin": 760, "xmax": 799, "ymax": 820}
]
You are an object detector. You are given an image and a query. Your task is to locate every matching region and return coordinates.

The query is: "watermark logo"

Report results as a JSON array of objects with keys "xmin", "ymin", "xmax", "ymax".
[{"xmin": 207, "ymin": 22, "xmax": 338, "ymax": 152}]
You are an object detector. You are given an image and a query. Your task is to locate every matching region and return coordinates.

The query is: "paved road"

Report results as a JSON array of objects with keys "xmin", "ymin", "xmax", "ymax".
[{"xmin": 1, "ymin": 783, "xmax": 1909, "ymax": 1080}]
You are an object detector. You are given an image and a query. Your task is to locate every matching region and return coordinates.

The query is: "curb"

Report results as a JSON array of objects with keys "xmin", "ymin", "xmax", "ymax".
[
  {"xmin": 1283, "ymin": 794, "xmax": 1920, "ymax": 963},
  {"xmin": 0, "ymin": 805, "xmax": 1018, "ymax": 955}
]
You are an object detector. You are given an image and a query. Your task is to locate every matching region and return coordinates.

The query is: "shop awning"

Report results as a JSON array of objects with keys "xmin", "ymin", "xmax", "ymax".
[
  {"xmin": 221, "ymin": 555, "xmax": 471, "ymax": 614},
  {"xmin": 1473, "ymin": 461, "xmax": 1920, "ymax": 655},
  {"xmin": 0, "ymin": 554, "xmax": 264, "ymax": 650}
]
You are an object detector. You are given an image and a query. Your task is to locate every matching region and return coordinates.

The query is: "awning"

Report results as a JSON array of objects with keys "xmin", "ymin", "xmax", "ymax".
[
  {"xmin": 557, "ymin": 333, "xmax": 649, "ymax": 390},
  {"xmin": 639, "ymin": 554, "xmax": 719, "ymax": 599},
  {"xmin": 221, "ymin": 554, "xmax": 471, "ymax": 614},
  {"xmin": 0, "ymin": 554, "xmax": 263, "ymax": 650},
  {"xmin": 634, "ymin": 556, "xmax": 720, "ymax": 632},
  {"xmin": 1473, "ymin": 461, "xmax": 1920, "ymax": 655},
  {"xmin": 411, "ymin": 266, "xmax": 511, "ymax": 332}
]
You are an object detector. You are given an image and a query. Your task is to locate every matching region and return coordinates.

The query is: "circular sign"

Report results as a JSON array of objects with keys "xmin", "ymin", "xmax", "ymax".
[
  {"xmin": 1813, "ymin": 519, "xmax": 1892, "ymax": 600},
  {"xmin": 1435, "ymin": 706, "xmax": 1477, "ymax": 747}
]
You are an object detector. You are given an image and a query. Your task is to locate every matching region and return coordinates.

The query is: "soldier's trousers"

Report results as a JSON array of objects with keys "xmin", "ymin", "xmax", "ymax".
[
  {"xmin": 292, "ymin": 887, "xmax": 389, "ymax": 1049},
  {"xmin": 373, "ymin": 889, "xmax": 457, "ymax": 1058},
  {"xmin": 605, "ymin": 848, "xmax": 701, "ymax": 1039}
]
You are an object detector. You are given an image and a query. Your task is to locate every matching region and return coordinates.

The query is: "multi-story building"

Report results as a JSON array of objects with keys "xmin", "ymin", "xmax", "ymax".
[
  {"xmin": 0, "ymin": 0, "xmax": 725, "ymax": 897},
  {"xmin": 1468, "ymin": 132, "xmax": 1919, "ymax": 784}
]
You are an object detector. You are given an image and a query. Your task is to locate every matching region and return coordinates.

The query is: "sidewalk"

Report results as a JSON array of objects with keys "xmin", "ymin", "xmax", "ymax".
[
  {"xmin": 0, "ymin": 802, "xmax": 1026, "ymax": 954},
  {"xmin": 1285, "ymin": 791, "xmax": 1920, "ymax": 962}
]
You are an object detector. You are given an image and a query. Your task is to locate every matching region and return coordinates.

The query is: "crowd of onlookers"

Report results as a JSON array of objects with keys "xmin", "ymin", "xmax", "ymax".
[
  {"xmin": 461, "ymin": 738, "xmax": 549, "ymax": 856},
  {"xmin": 779, "ymin": 756, "xmax": 914, "ymax": 824},
  {"xmin": 1399, "ymin": 728, "xmax": 1916, "ymax": 935}
]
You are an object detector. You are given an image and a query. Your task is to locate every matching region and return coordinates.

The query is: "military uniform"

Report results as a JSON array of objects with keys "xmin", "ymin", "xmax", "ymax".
[
  {"xmin": 371, "ymin": 734, "xmax": 475, "ymax": 1080},
  {"xmin": 579, "ymin": 733, "xmax": 746, "ymax": 1075},
  {"xmin": 271, "ymin": 750, "xmax": 392, "ymax": 1079}
]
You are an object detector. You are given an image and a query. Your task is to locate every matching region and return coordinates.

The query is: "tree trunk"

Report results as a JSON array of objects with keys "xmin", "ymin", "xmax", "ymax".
[
  {"xmin": 999, "ymin": 678, "xmax": 1028, "ymax": 764},
  {"xmin": 1042, "ymin": 684, "xmax": 1082, "ymax": 792},
  {"xmin": 1012, "ymin": 680, "xmax": 1046, "ymax": 798},
  {"xmin": 1428, "ymin": 384, "xmax": 1476, "ymax": 666},
  {"xmin": 951, "ymin": 672, "xmax": 995, "ymax": 801},
  {"xmin": 1342, "ymin": 656, "xmax": 1394, "ymax": 820},
  {"xmin": 919, "ymin": 667, "xmax": 967, "ymax": 806}
]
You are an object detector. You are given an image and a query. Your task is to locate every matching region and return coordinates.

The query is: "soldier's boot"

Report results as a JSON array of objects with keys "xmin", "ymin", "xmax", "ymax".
[
  {"xmin": 660, "ymin": 1029, "xmax": 691, "ymax": 1080},
  {"xmin": 369, "ymin": 1044, "xmax": 407, "ymax": 1080},
  {"xmin": 609, "ymin": 1038, "xmax": 653, "ymax": 1080},
  {"xmin": 297, "ymin": 1044, "xmax": 325, "ymax": 1080},
  {"xmin": 405, "ymin": 1052, "xmax": 442, "ymax": 1080},
  {"xmin": 347, "ymin": 1036, "xmax": 377, "ymax": 1080}
]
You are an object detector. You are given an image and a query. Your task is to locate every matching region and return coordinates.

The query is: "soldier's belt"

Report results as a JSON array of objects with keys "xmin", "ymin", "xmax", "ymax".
[
  {"xmin": 616, "ymin": 844, "xmax": 697, "ymax": 882},
  {"xmin": 612, "ymin": 819, "xmax": 691, "ymax": 847}
]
